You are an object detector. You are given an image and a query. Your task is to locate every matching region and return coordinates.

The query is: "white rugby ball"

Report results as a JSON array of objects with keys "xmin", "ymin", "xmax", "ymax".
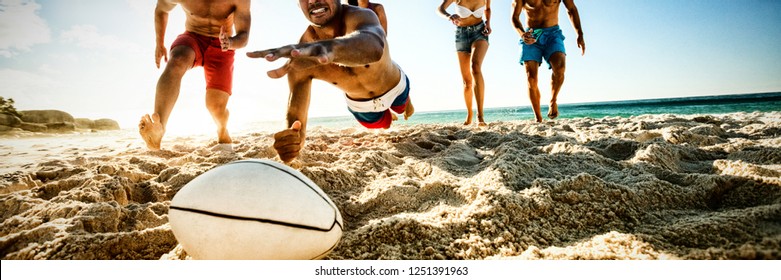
[{"xmin": 168, "ymin": 159, "xmax": 343, "ymax": 260}]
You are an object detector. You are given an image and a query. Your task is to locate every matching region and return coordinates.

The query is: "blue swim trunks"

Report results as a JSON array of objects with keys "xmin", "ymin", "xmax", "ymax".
[{"xmin": 519, "ymin": 25, "xmax": 566, "ymax": 69}]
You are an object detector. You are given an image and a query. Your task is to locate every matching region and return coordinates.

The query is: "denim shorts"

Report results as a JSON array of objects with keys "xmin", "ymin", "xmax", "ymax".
[{"xmin": 455, "ymin": 21, "xmax": 488, "ymax": 53}]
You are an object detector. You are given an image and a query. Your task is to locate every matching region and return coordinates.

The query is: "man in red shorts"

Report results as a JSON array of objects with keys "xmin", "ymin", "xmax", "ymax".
[{"xmin": 139, "ymin": 0, "xmax": 251, "ymax": 150}]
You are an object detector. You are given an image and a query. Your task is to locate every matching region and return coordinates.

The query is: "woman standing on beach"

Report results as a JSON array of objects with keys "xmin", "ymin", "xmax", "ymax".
[{"xmin": 438, "ymin": 0, "xmax": 491, "ymax": 126}]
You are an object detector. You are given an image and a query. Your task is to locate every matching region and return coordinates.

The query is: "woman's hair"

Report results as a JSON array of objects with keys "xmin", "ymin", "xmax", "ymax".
[{"xmin": 347, "ymin": 0, "xmax": 358, "ymax": 5}]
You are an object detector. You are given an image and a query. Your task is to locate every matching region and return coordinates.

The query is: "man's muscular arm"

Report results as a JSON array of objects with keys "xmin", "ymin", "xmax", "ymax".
[
  {"xmin": 511, "ymin": 0, "xmax": 527, "ymax": 37},
  {"xmin": 273, "ymin": 72, "xmax": 313, "ymax": 163},
  {"xmin": 225, "ymin": 0, "xmax": 251, "ymax": 50},
  {"xmin": 154, "ymin": 0, "xmax": 178, "ymax": 68},
  {"xmin": 512, "ymin": 0, "xmax": 537, "ymax": 44},
  {"xmin": 248, "ymin": 8, "xmax": 386, "ymax": 67},
  {"xmin": 563, "ymin": 0, "xmax": 585, "ymax": 55}
]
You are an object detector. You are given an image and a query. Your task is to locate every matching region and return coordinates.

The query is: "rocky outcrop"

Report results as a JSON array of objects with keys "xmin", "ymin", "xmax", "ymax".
[
  {"xmin": 75, "ymin": 118, "xmax": 94, "ymax": 129},
  {"xmin": 75, "ymin": 118, "xmax": 120, "ymax": 131},
  {"xmin": 20, "ymin": 122, "xmax": 47, "ymax": 132},
  {"xmin": 20, "ymin": 110, "xmax": 75, "ymax": 124},
  {"xmin": 45, "ymin": 122, "xmax": 77, "ymax": 132},
  {"xmin": 92, "ymin": 119, "xmax": 120, "ymax": 130},
  {"xmin": 0, "ymin": 110, "xmax": 121, "ymax": 134},
  {"xmin": 0, "ymin": 113, "xmax": 22, "ymax": 127}
]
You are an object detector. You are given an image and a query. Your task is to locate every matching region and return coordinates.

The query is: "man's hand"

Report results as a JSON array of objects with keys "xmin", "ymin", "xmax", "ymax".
[
  {"xmin": 273, "ymin": 121, "xmax": 303, "ymax": 163},
  {"xmin": 522, "ymin": 29, "xmax": 537, "ymax": 45},
  {"xmin": 247, "ymin": 43, "xmax": 331, "ymax": 64},
  {"xmin": 155, "ymin": 44, "xmax": 168, "ymax": 69},
  {"xmin": 577, "ymin": 35, "xmax": 586, "ymax": 55},
  {"xmin": 220, "ymin": 26, "xmax": 232, "ymax": 52},
  {"xmin": 247, "ymin": 44, "xmax": 331, "ymax": 78}
]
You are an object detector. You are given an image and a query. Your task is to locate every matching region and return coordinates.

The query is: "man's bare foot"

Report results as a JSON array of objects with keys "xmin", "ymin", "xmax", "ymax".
[
  {"xmin": 477, "ymin": 116, "xmax": 487, "ymax": 127},
  {"xmin": 404, "ymin": 100, "xmax": 415, "ymax": 120},
  {"xmin": 391, "ymin": 113, "xmax": 399, "ymax": 121},
  {"xmin": 217, "ymin": 127, "xmax": 232, "ymax": 144},
  {"xmin": 139, "ymin": 113, "xmax": 164, "ymax": 150},
  {"xmin": 547, "ymin": 103, "xmax": 559, "ymax": 119}
]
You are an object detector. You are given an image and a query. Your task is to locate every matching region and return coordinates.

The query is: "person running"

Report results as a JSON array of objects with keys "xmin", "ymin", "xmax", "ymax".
[
  {"xmin": 139, "ymin": 0, "xmax": 251, "ymax": 150},
  {"xmin": 512, "ymin": 0, "xmax": 585, "ymax": 122},
  {"xmin": 438, "ymin": 0, "xmax": 492, "ymax": 127},
  {"xmin": 247, "ymin": 0, "xmax": 413, "ymax": 163}
]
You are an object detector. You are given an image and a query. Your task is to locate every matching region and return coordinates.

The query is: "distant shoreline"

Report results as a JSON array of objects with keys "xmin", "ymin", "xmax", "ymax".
[{"xmin": 306, "ymin": 92, "xmax": 781, "ymax": 129}]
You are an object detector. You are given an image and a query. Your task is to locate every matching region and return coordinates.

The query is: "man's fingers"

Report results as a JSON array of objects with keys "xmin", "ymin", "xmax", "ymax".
[
  {"xmin": 248, "ymin": 46, "xmax": 296, "ymax": 61},
  {"xmin": 278, "ymin": 150, "xmax": 299, "ymax": 163},
  {"xmin": 220, "ymin": 27, "xmax": 231, "ymax": 52},
  {"xmin": 267, "ymin": 64, "xmax": 290, "ymax": 79},
  {"xmin": 246, "ymin": 50, "xmax": 271, "ymax": 58},
  {"xmin": 273, "ymin": 129, "xmax": 301, "ymax": 144},
  {"xmin": 247, "ymin": 50, "xmax": 281, "ymax": 61},
  {"xmin": 273, "ymin": 141, "xmax": 301, "ymax": 163},
  {"xmin": 290, "ymin": 120, "xmax": 302, "ymax": 130},
  {"xmin": 273, "ymin": 137, "xmax": 301, "ymax": 150},
  {"xmin": 155, "ymin": 47, "xmax": 167, "ymax": 69},
  {"xmin": 273, "ymin": 121, "xmax": 304, "ymax": 163}
]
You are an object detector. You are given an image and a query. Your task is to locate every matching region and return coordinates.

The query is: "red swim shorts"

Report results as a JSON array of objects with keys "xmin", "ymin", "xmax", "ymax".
[{"xmin": 171, "ymin": 31, "xmax": 235, "ymax": 94}]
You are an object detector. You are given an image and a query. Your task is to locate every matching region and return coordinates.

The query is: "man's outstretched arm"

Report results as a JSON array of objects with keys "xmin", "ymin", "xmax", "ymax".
[{"xmin": 248, "ymin": 8, "xmax": 386, "ymax": 67}]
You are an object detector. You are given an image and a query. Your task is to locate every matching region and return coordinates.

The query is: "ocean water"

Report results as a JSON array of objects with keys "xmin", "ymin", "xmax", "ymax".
[{"xmin": 304, "ymin": 92, "xmax": 781, "ymax": 129}]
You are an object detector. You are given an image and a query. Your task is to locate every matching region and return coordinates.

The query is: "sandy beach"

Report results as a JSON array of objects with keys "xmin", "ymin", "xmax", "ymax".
[{"xmin": 1, "ymin": 112, "xmax": 779, "ymax": 260}]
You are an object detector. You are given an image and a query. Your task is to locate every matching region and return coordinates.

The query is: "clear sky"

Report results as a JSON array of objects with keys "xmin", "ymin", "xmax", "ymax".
[{"xmin": 1, "ymin": 0, "xmax": 780, "ymax": 135}]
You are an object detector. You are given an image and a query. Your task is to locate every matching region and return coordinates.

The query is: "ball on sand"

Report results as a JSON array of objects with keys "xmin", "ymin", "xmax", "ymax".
[{"xmin": 169, "ymin": 159, "xmax": 343, "ymax": 259}]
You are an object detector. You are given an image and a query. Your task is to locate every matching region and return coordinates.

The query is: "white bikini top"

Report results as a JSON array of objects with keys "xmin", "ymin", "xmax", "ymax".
[{"xmin": 455, "ymin": 4, "xmax": 486, "ymax": 19}]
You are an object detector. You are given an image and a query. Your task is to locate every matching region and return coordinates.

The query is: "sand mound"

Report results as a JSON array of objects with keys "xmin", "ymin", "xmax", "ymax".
[{"xmin": 2, "ymin": 112, "xmax": 780, "ymax": 259}]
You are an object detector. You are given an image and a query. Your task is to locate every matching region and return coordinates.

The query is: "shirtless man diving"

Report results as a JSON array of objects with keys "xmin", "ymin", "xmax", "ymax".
[
  {"xmin": 247, "ymin": 0, "xmax": 413, "ymax": 163},
  {"xmin": 512, "ymin": 0, "xmax": 584, "ymax": 123},
  {"xmin": 139, "ymin": 0, "xmax": 251, "ymax": 150}
]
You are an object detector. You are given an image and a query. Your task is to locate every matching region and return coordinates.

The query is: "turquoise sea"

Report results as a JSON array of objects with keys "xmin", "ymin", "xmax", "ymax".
[{"xmin": 305, "ymin": 92, "xmax": 781, "ymax": 128}]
